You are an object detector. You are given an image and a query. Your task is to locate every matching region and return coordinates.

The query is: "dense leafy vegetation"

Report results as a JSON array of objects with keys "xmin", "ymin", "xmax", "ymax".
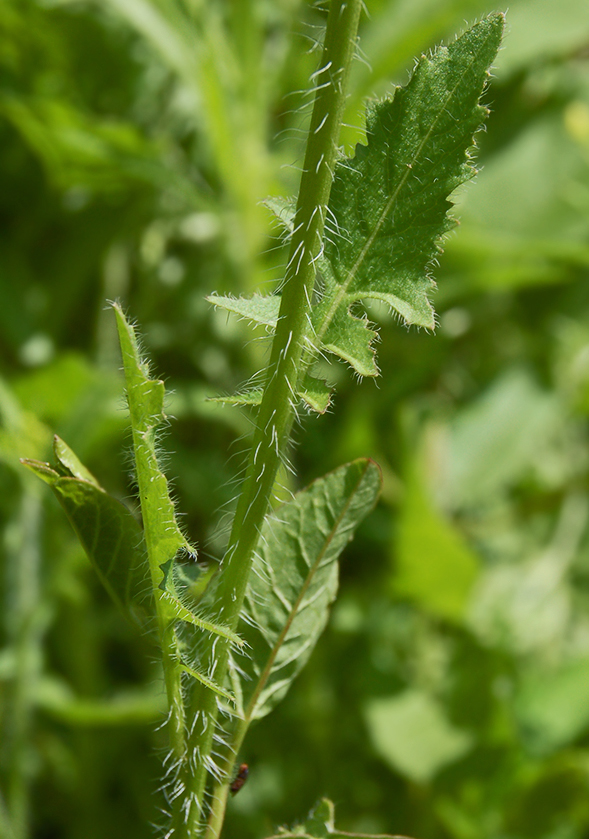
[{"xmin": 2, "ymin": 1, "xmax": 589, "ymax": 839}]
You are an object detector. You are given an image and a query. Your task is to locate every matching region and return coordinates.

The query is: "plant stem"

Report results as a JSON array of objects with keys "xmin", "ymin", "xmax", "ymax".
[
  {"xmin": 114, "ymin": 303, "xmax": 189, "ymax": 765},
  {"xmin": 129, "ymin": 440, "xmax": 186, "ymax": 761},
  {"xmin": 183, "ymin": 1, "xmax": 363, "ymax": 835},
  {"xmin": 218, "ymin": 0, "xmax": 363, "ymax": 623},
  {"xmin": 203, "ymin": 716, "xmax": 248, "ymax": 839}
]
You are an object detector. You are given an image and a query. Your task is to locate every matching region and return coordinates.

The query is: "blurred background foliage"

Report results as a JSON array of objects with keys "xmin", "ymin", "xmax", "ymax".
[{"xmin": 2, "ymin": 1, "xmax": 589, "ymax": 838}]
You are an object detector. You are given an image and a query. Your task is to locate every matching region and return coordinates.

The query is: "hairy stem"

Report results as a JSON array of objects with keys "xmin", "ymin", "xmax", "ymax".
[
  {"xmin": 127, "ymin": 441, "xmax": 185, "ymax": 761},
  {"xmin": 181, "ymin": 2, "xmax": 363, "ymax": 836},
  {"xmin": 219, "ymin": 0, "xmax": 362, "ymax": 619}
]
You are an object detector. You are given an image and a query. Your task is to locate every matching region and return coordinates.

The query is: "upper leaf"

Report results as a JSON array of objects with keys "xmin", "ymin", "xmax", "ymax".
[
  {"xmin": 232, "ymin": 459, "xmax": 381, "ymax": 721},
  {"xmin": 312, "ymin": 13, "xmax": 504, "ymax": 370},
  {"xmin": 207, "ymin": 15, "xmax": 503, "ymax": 402}
]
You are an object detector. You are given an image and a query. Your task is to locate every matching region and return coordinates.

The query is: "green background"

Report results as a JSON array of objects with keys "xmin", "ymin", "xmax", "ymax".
[{"xmin": 2, "ymin": 1, "xmax": 589, "ymax": 838}]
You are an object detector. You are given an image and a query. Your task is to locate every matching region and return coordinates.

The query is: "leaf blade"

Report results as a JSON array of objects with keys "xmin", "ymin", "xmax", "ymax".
[
  {"xmin": 237, "ymin": 459, "xmax": 382, "ymax": 721},
  {"xmin": 206, "ymin": 294, "xmax": 280, "ymax": 328},
  {"xmin": 22, "ymin": 450, "xmax": 148, "ymax": 622},
  {"xmin": 313, "ymin": 14, "xmax": 504, "ymax": 368}
]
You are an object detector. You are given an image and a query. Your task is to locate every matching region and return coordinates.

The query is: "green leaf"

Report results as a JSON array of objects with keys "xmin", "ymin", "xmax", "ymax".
[
  {"xmin": 209, "ymin": 377, "xmax": 332, "ymax": 414},
  {"xmin": 394, "ymin": 465, "xmax": 479, "ymax": 622},
  {"xmin": 113, "ymin": 303, "xmax": 241, "ymax": 660},
  {"xmin": 206, "ymin": 296, "xmax": 333, "ymax": 412},
  {"xmin": 311, "ymin": 14, "xmax": 504, "ymax": 372},
  {"xmin": 299, "ymin": 374, "xmax": 332, "ymax": 414},
  {"xmin": 178, "ymin": 659, "xmax": 235, "ymax": 704},
  {"xmin": 264, "ymin": 195, "xmax": 296, "ymax": 235},
  {"xmin": 316, "ymin": 298, "xmax": 379, "ymax": 378},
  {"xmin": 365, "ymin": 689, "xmax": 473, "ymax": 783},
  {"xmin": 22, "ymin": 437, "xmax": 148, "ymax": 622},
  {"xmin": 234, "ymin": 459, "xmax": 382, "ymax": 721},
  {"xmin": 157, "ymin": 557, "xmax": 239, "ymax": 702},
  {"xmin": 52, "ymin": 434, "xmax": 101, "ymax": 484},
  {"xmin": 223, "ymin": 17, "xmax": 503, "ymax": 389},
  {"xmin": 516, "ymin": 658, "xmax": 589, "ymax": 752},
  {"xmin": 206, "ymin": 293, "xmax": 280, "ymax": 328}
]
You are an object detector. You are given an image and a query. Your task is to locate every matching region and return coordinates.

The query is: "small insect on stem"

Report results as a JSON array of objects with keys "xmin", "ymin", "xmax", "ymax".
[{"xmin": 230, "ymin": 763, "xmax": 249, "ymax": 795}]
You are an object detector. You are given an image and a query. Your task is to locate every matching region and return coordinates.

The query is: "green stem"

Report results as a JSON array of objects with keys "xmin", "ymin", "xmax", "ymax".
[
  {"xmin": 219, "ymin": 0, "xmax": 362, "ymax": 621},
  {"xmin": 204, "ymin": 716, "xmax": 248, "ymax": 839},
  {"xmin": 114, "ymin": 304, "xmax": 190, "ymax": 769},
  {"xmin": 129, "ymin": 440, "xmax": 185, "ymax": 761},
  {"xmin": 184, "ymin": 2, "xmax": 363, "ymax": 836}
]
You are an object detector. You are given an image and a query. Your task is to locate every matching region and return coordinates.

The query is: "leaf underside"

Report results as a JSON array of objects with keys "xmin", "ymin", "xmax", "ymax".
[
  {"xmin": 208, "ymin": 14, "xmax": 504, "ymax": 406},
  {"xmin": 22, "ymin": 436, "xmax": 148, "ymax": 622},
  {"xmin": 231, "ymin": 459, "xmax": 382, "ymax": 721}
]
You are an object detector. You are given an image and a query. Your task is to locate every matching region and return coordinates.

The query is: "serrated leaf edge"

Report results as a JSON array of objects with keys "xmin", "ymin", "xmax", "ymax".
[{"xmin": 243, "ymin": 459, "xmax": 381, "ymax": 722}]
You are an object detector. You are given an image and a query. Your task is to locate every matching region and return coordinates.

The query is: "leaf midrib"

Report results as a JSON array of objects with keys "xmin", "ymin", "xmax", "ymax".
[
  {"xmin": 312, "ymin": 37, "xmax": 488, "ymax": 350},
  {"xmin": 242, "ymin": 461, "xmax": 371, "ymax": 722}
]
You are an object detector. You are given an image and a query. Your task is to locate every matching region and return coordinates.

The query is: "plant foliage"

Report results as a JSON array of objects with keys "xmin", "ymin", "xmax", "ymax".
[
  {"xmin": 9, "ymin": 2, "xmax": 589, "ymax": 839},
  {"xmin": 210, "ymin": 15, "xmax": 503, "ymax": 409}
]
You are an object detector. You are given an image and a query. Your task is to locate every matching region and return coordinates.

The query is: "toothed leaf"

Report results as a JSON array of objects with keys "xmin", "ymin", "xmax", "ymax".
[
  {"xmin": 208, "ymin": 373, "xmax": 331, "ymax": 414},
  {"xmin": 264, "ymin": 195, "xmax": 296, "ymax": 234},
  {"xmin": 207, "ymin": 293, "xmax": 280, "ymax": 328},
  {"xmin": 300, "ymin": 374, "xmax": 332, "ymax": 414},
  {"xmin": 311, "ymin": 14, "xmax": 504, "ymax": 370},
  {"xmin": 315, "ymin": 287, "xmax": 379, "ymax": 377},
  {"xmin": 22, "ymin": 437, "xmax": 148, "ymax": 623},
  {"xmin": 235, "ymin": 459, "xmax": 381, "ymax": 721}
]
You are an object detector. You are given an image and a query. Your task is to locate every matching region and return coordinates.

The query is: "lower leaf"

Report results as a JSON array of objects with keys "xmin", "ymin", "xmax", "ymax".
[
  {"xmin": 235, "ymin": 459, "xmax": 382, "ymax": 722},
  {"xmin": 22, "ymin": 436, "xmax": 148, "ymax": 623}
]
